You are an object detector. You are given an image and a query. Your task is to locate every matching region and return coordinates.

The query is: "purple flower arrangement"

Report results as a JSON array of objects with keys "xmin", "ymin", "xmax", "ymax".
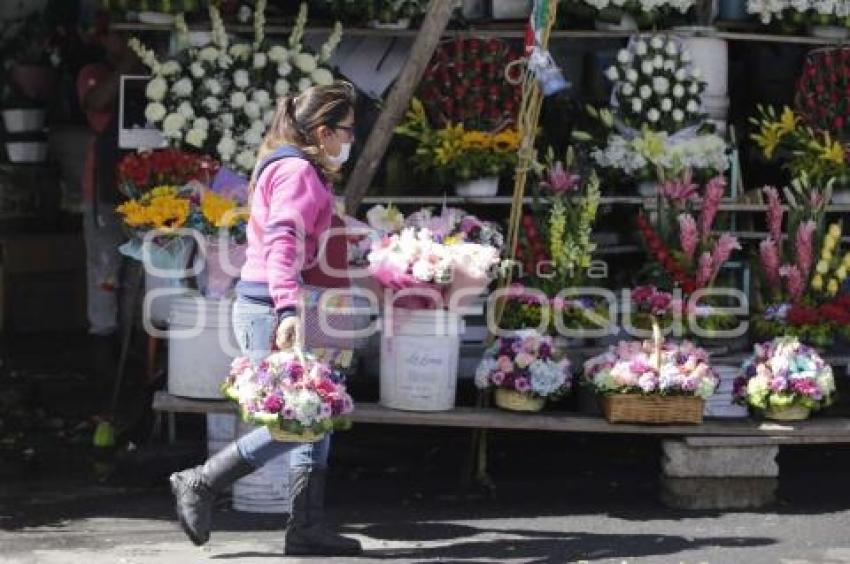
[
  {"xmin": 583, "ymin": 339, "xmax": 718, "ymax": 398},
  {"xmin": 223, "ymin": 350, "xmax": 355, "ymax": 436},
  {"xmin": 475, "ymin": 330, "xmax": 573, "ymax": 399},
  {"xmin": 733, "ymin": 337, "xmax": 835, "ymax": 412}
]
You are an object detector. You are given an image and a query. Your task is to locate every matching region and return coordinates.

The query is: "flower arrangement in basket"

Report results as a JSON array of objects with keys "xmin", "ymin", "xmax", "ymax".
[
  {"xmin": 733, "ymin": 337, "xmax": 835, "ymax": 421},
  {"xmin": 751, "ymin": 106, "xmax": 848, "ymax": 193},
  {"xmin": 474, "ymin": 330, "xmax": 573, "ymax": 412},
  {"xmin": 223, "ymin": 349, "xmax": 355, "ymax": 442},
  {"xmin": 577, "ymin": 35, "xmax": 727, "ymax": 186},
  {"xmin": 130, "ymin": 1, "xmax": 343, "ymax": 175},
  {"xmin": 754, "ymin": 182, "xmax": 850, "ymax": 348},
  {"xmin": 583, "ymin": 321, "xmax": 718, "ymax": 424},
  {"xmin": 117, "ymin": 149, "xmax": 219, "ymax": 199},
  {"xmin": 563, "ymin": 0, "xmax": 698, "ymax": 30},
  {"xmin": 395, "ymin": 99, "xmax": 520, "ymax": 195},
  {"xmin": 498, "ymin": 284, "xmax": 612, "ymax": 336}
]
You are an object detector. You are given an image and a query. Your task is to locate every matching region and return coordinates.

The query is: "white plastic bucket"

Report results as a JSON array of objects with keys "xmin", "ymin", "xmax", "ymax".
[
  {"xmin": 379, "ymin": 309, "xmax": 464, "ymax": 411},
  {"xmin": 5, "ymin": 141, "xmax": 48, "ymax": 163},
  {"xmin": 679, "ymin": 36, "xmax": 728, "ymax": 98},
  {"xmin": 2, "ymin": 109, "xmax": 45, "ymax": 133},
  {"xmin": 144, "ymin": 272, "xmax": 190, "ymax": 327},
  {"xmin": 167, "ymin": 296, "xmax": 239, "ymax": 399},
  {"xmin": 455, "ymin": 176, "xmax": 499, "ymax": 197},
  {"xmin": 232, "ymin": 420, "xmax": 291, "ymax": 514}
]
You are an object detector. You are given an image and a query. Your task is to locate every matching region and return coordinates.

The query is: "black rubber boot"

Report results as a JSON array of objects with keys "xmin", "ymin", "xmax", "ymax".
[
  {"xmin": 284, "ymin": 466, "xmax": 362, "ymax": 556},
  {"xmin": 169, "ymin": 443, "xmax": 254, "ymax": 546}
]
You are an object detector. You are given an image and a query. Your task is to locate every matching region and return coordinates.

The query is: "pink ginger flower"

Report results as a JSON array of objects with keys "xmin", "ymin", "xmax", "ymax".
[
  {"xmin": 696, "ymin": 252, "xmax": 713, "ymax": 288},
  {"xmin": 541, "ymin": 161, "xmax": 581, "ymax": 194},
  {"xmin": 779, "ymin": 264, "xmax": 804, "ymax": 303},
  {"xmin": 795, "ymin": 220, "xmax": 816, "ymax": 281},
  {"xmin": 699, "ymin": 176, "xmax": 726, "ymax": 239},
  {"xmin": 708, "ymin": 233, "xmax": 741, "ymax": 285},
  {"xmin": 662, "ymin": 170, "xmax": 700, "ymax": 208},
  {"xmin": 678, "ymin": 213, "xmax": 699, "ymax": 262},
  {"xmin": 763, "ymin": 186, "xmax": 783, "ymax": 243},
  {"xmin": 759, "ymin": 239, "xmax": 782, "ymax": 289}
]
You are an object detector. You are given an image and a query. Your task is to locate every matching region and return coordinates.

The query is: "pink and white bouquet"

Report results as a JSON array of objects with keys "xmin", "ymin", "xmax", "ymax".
[
  {"xmin": 733, "ymin": 337, "xmax": 835, "ymax": 414},
  {"xmin": 475, "ymin": 330, "xmax": 573, "ymax": 399},
  {"xmin": 223, "ymin": 350, "xmax": 354, "ymax": 437},
  {"xmin": 583, "ymin": 339, "xmax": 718, "ymax": 398}
]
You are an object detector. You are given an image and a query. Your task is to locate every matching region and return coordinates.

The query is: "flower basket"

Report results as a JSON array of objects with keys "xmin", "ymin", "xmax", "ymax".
[
  {"xmin": 269, "ymin": 428, "xmax": 326, "ymax": 443},
  {"xmin": 763, "ymin": 405, "xmax": 811, "ymax": 421},
  {"xmin": 599, "ymin": 393, "xmax": 704, "ymax": 424},
  {"xmin": 494, "ymin": 388, "xmax": 545, "ymax": 412}
]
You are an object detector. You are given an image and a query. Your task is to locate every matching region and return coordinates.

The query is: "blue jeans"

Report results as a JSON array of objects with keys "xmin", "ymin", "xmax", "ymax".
[{"xmin": 231, "ymin": 299, "xmax": 331, "ymax": 470}]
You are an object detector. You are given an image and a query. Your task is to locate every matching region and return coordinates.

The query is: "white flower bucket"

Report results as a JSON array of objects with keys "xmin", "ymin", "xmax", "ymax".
[
  {"xmin": 233, "ymin": 420, "xmax": 291, "ymax": 514},
  {"xmin": 678, "ymin": 35, "xmax": 728, "ymax": 98},
  {"xmin": 2, "ymin": 109, "xmax": 46, "ymax": 133},
  {"xmin": 379, "ymin": 309, "xmax": 464, "ymax": 411},
  {"xmin": 167, "ymin": 296, "xmax": 239, "ymax": 399},
  {"xmin": 455, "ymin": 176, "xmax": 499, "ymax": 197},
  {"xmin": 809, "ymin": 25, "xmax": 849, "ymax": 40},
  {"xmin": 5, "ymin": 141, "xmax": 48, "ymax": 163},
  {"xmin": 144, "ymin": 271, "xmax": 190, "ymax": 327}
]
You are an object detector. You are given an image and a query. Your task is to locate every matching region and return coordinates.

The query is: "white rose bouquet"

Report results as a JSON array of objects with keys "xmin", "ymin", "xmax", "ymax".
[
  {"xmin": 130, "ymin": 1, "xmax": 343, "ymax": 176},
  {"xmin": 747, "ymin": 0, "xmax": 850, "ymax": 27},
  {"xmin": 568, "ymin": 0, "xmax": 698, "ymax": 28},
  {"xmin": 606, "ymin": 34, "xmax": 707, "ymax": 135}
]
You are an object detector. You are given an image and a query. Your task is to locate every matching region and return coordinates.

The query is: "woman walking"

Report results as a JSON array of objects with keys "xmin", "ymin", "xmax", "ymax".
[{"xmin": 169, "ymin": 82, "xmax": 361, "ymax": 556}]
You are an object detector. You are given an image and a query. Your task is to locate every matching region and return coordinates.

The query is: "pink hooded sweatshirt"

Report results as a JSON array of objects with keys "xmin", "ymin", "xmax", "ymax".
[{"xmin": 239, "ymin": 158, "xmax": 335, "ymax": 313}]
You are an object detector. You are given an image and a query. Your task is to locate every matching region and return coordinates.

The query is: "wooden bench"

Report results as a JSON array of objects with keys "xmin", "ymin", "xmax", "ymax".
[{"xmin": 153, "ymin": 390, "xmax": 850, "ymax": 510}]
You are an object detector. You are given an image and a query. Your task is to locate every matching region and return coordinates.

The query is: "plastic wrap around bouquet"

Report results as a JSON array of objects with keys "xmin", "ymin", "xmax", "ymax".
[
  {"xmin": 583, "ymin": 323, "xmax": 718, "ymax": 424},
  {"xmin": 366, "ymin": 226, "xmax": 500, "ymax": 311},
  {"xmin": 733, "ymin": 337, "xmax": 835, "ymax": 421},
  {"xmin": 475, "ymin": 330, "xmax": 573, "ymax": 412},
  {"xmin": 222, "ymin": 349, "xmax": 355, "ymax": 442}
]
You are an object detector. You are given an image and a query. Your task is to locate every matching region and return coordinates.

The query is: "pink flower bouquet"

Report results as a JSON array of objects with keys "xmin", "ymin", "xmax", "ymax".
[
  {"xmin": 583, "ymin": 339, "xmax": 718, "ymax": 398},
  {"xmin": 222, "ymin": 350, "xmax": 355, "ymax": 440}
]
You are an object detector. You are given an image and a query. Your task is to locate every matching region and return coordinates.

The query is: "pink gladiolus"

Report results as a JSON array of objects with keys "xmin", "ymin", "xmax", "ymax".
[
  {"xmin": 708, "ymin": 233, "xmax": 741, "ymax": 286},
  {"xmin": 795, "ymin": 220, "xmax": 816, "ymax": 281},
  {"xmin": 780, "ymin": 264, "xmax": 804, "ymax": 303},
  {"xmin": 696, "ymin": 252, "xmax": 713, "ymax": 288},
  {"xmin": 759, "ymin": 239, "xmax": 782, "ymax": 289},
  {"xmin": 541, "ymin": 161, "xmax": 580, "ymax": 194},
  {"xmin": 763, "ymin": 186, "xmax": 783, "ymax": 243},
  {"xmin": 662, "ymin": 170, "xmax": 699, "ymax": 208},
  {"xmin": 699, "ymin": 176, "xmax": 726, "ymax": 239},
  {"xmin": 678, "ymin": 213, "xmax": 699, "ymax": 262}
]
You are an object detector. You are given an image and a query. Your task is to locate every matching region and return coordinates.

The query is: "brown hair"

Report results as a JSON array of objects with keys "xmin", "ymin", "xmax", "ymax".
[{"xmin": 249, "ymin": 81, "xmax": 357, "ymax": 193}]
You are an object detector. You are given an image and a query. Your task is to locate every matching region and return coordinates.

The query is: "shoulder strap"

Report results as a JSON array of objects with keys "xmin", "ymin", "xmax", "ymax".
[{"xmin": 254, "ymin": 145, "xmax": 307, "ymax": 181}]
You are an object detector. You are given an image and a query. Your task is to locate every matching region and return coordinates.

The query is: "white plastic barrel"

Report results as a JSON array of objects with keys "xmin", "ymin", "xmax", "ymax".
[
  {"xmin": 144, "ymin": 271, "xmax": 190, "ymax": 327},
  {"xmin": 679, "ymin": 36, "xmax": 728, "ymax": 98},
  {"xmin": 379, "ymin": 309, "xmax": 464, "ymax": 411},
  {"xmin": 167, "ymin": 295, "xmax": 239, "ymax": 399},
  {"xmin": 232, "ymin": 420, "xmax": 291, "ymax": 514}
]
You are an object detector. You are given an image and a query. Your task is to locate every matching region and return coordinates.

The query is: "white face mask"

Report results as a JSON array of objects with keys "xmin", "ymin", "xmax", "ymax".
[{"xmin": 326, "ymin": 141, "xmax": 351, "ymax": 166}]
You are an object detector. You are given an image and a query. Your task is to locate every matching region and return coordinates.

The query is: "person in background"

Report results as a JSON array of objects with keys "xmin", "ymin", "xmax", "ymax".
[{"xmin": 76, "ymin": 25, "xmax": 139, "ymax": 406}]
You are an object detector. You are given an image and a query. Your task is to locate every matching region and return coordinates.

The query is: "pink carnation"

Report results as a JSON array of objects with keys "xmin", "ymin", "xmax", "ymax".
[
  {"xmin": 759, "ymin": 239, "xmax": 782, "ymax": 290},
  {"xmin": 795, "ymin": 220, "xmax": 816, "ymax": 282},
  {"xmin": 763, "ymin": 186, "xmax": 783, "ymax": 243},
  {"xmin": 699, "ymin": 176, "xmax": 726, "ymax": 239},
  {"xmin": 678, "ymin": 213, "xmax": 699, "ymax": 262}
]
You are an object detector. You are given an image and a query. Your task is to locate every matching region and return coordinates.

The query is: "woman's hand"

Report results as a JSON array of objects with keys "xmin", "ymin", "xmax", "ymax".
[{"xmin": 275, "ymin": 315, "xmax": 303, "ymax": 351}]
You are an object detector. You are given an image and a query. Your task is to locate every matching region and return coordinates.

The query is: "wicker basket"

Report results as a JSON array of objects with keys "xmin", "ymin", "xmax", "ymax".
[
  {"xmin": 764, "ymin": 405, "xmax": 811, "ymax": 421},
  {"xmin": 494, "ymin": 388, "xmax": 545, "ymax": 412},
  {"xmin": 599, "ymin": 394, "xmax": 705, "ymax": 425},
  {"xmin": 269, "ymin": 428, "xmax": 326, "ymax": 443}
]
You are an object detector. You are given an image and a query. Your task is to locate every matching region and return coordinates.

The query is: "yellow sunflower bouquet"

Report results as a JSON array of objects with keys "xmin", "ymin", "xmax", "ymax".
[
  {"xmin": 396, "ymin": 98, "xmax": 519, "ymax": 185},
  {"xmin": 751, "ymin": 105, "xmax": 849, "ymax": 189},
  {"xmin": 116, "ymin": 185, "xmax": 191, "ymax": 235}
]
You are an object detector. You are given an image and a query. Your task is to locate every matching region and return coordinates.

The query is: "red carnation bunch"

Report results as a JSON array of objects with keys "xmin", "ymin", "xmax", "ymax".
[
  {"xmin": 418, "ymin": 36, "xmax": 522, "ymax": 130},
  {"xmin": 117, "ymin": 149, "xmax": 220, "ymax": 198},
  {"xmin": 515, "ymin": 213, "xmax": 549, "ymax": 278},
  {"xmin": 795, "ymin": 47, "xmax": 850, "ymax": 138},
  {"xmin": 635, "ymin": 214, "xmax": 697, "ymax": 294}
]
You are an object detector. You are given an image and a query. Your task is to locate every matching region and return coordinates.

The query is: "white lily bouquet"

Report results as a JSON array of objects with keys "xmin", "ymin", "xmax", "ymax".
[{"xmin": 130, "ymin": 1, "xmax": 343, "ymax": 176}]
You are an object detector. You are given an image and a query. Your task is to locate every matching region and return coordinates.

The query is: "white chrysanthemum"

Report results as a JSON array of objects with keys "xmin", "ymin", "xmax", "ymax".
[
  {"xmin": 220, "ymin": 113, "xmax": 235, "ymax": 128},
  {"xmin": 639, "ymin": 85, "xmax": 652, "ymax": 100},
  {"xmin": 293, "ymin": 52, "xmax": 317, "ymax": 73},
  {"xmin": 647, "ymin": 108, "xmax": 660, "ymax": 122},
  {"xmin": 274, "ymin": 78, "xmax": 290, "ymax": 97},
  {"xmin": 190, "ymin": 62, "xmax": 205, "ymax": 79},
  {"xmin": 144, "ymin": 102, "xmax": 166, "ymax": 123},
  {"xmin": 229, "ymin": 43, "xmax": 252, "ymax": 60},
  {"xmin": 253, "ymin": 89, "xmax": 271, "ymax": 108},
  {"xmin": 204, "ymin": 78, "xmax": 223, "ymax": 96},
  {"xmin": 193, "ymin": 117, "xmax": 209, "ymax": 130},
  {"xmin": 244, "ymin": 101, "xmax": 261, "ymax": 120},
  {"xmin": 653, "ymin": 55, "xmax": 664, "ymax": 69},
  {"xmin": 244, "ymin": 128, "xmax": 263, "ymax": 147},
  {"xmin": 185, "ymin": 128, "xmax": 207, "ymax": 148},
  {"xmin": 177, "ymin": 101, "xmax": 195, "ymax": 121},
  {"xmin": 199, "ymin": 46, "xmax": 219, "ymax": 62},
  {"xmin": 263, "ymin": 109, "xmax": 275, "ymax": 126},
  {"xmin": 652, "ymin": 76, "xmax": 670, "ymax": 95},
  {"xmin": 268, "ymin": 45, "xmax": 289, "ymax": 63},
  {"xmin": 673, "ymin": 84, "xmax": 685, "ymax": 98},
  {"xmin": 278, "ymin": 62, "xmax": 293, "ymax": 77},
  {"xmin": 675, "ymin": 68, "xmax": 687, "ymax": 82},
  {"xmin": 621, "ymin": 83, "xmax": 635, "ymax": 97},
  {"xmin": 217, "ymin": 134, "xmax": 236, "ymax": 160},
  {"xmin": 635, "ymin": 40, "xmax": 648, "ymax": 56},
  {"xmin": 160, "ymin": 60, "xmax": 181, "ymax": 76},
  {"xmin": 650, "ymin": 35, "xmax": 665, "ymax": 50},
  {"xmin": 311, "ymin": 68, "xmax": 333, "ymax": 86},
  {"xmin": 230, "ymin": 91, "xmax": 247, "ymax": 109},
  {"xmin": 665, "ymin": 41, "xmax": 678, "ymax": 56},
  {"xmin": 688, "ymin": 82, "xmax": 700, "ymax": 95},
  {"xmin": 626, "ymin": 68, "xmax": 639, "ymax": 83},
  {"xmin": 641, "ymin": 61, "xmax": 654, "ymax": 75},
  {"xmin": 673, "ymin": 108, "xmax": 685, "ymax": 122},
  {"xmin": 233, "ymin": 69, "xmax": 250, "ymax": 89},
  {"xmin": 202, "ymin": 96, "xmax": 221, "ymax": 113},
  {"xmin": 631, "ymin": 98, "xmax": 642, "ymax": 113},
  {"xmin": 145, "ymin": 77, "xmax": 167, "ymax": 101},
  {"xmin": 661, "ymin": 98, "xmax": 673, "ymax": 112},
  {"xmin": 617, "ymin": 49, "xmax": 632, "ymax": 64},
  {"xmin": 162, "ymin": 113, "xmax": 186, "ymax": 138},
  {"xmin": 605, "ymin": 66, "xmax": 619, "ymax": 81},
  {"xmin": 171, "ymin": 77, "xmax": 193, "ymax": 98},
  {"xmin": 253, "ymin": 52, "xmax": 268, "ymax": 69}
]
